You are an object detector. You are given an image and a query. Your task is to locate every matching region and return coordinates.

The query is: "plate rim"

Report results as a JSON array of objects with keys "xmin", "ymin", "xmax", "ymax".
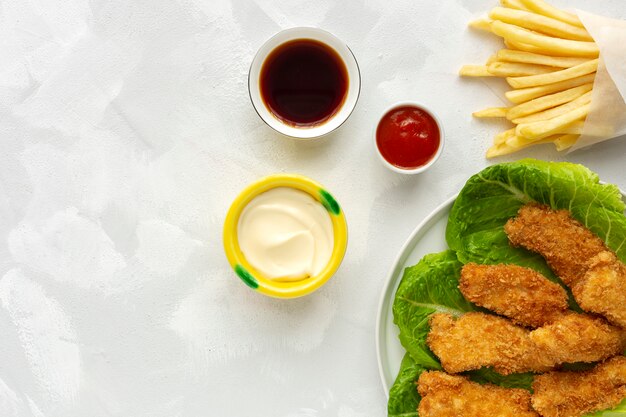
[
  {"xmin": 375, "ymin": 188, "xmax": 626, "ymax": 397},
  {"xmin": 375, "ymin": 193, "xmax": 457, "ymax": 395}
]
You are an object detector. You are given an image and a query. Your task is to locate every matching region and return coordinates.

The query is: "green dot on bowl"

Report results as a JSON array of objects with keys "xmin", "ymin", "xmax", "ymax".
[
  {"xmin": 235, "ymin": 264, "xmax": 259, "ymax": 289},
  {"xmin": 319, "ymin": 189, "xmax": 340, "ymax": 215}
]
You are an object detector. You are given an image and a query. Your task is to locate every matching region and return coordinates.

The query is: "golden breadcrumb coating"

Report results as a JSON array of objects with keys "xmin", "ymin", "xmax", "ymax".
[
  {"xmin": 427, "ymin": 312, "xmax": 625, "ymax": 376},
  {"xmin": 417, "ymin": 371, "xmax": 539, "ymax": 417},
  {"xmin": 427, "ymin": 312, "xmax": 552, "ymax": 375},
  {"xmin": 505, "ymin": 203, "xmax": 626, "ymax": 328},
  {"xmin": 530, "ymin": 313, "xmax": 626, "ymax": 364},
  {"xmin": 504, "ymin": 203, "xmax": 607, "ymax": 286},
  {"xmin": 574, "ymin": 251, "xmax": 626, "ymax": 328},
  {"xmin": 532, "ymin": 356, "xmax": 626, "ymax": 417},
  {"xmin": 460, "ymin": 263, "xmax": 568, "ymax": 327}
]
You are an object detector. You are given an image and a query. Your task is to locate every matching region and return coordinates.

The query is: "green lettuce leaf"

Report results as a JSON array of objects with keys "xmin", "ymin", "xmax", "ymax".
[
  {"xmin": 446, "ymin": 159, "xmax": 626, "ymax": 271},
  {"xmin": 385, "ymin": 356, "xmax": 535, "ymax": 417},
  {"xmin": 468, "ymin": 368, "xmax": 532, "ymax": 390},
  {"xmin": 392, "ymin": 251, "xmax": 472, "ymax": 370},
  {"xmin": 387, "ymin": 353, "xmax": 424, "ymax": 417},
  {"xmin": 389, "ymin": 161, "xmax": 626, "ymax": 416},
  {"xmin": 392, "ymin": 250, "xmax": 532, "ymax": 389}
]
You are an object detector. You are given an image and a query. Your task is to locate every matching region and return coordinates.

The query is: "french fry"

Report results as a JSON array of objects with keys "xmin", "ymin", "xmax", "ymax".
[
  {"xmin": 469, "ymin": 18, "xmax": 493, "ymax": 32},
  {"xmin": 500, "ymin": 0, "xmax": 532, "ymax": 12},
  {"xmin": 491, "ymin": 21, "xmax": 598, "ymax": 57},
  {"xmin": 553, "ymin": 134, "xmax": 579, "ymax": 150},
  {"xmin": 506, "ymin": 83, "xmax": 592, "ymax": 120},
  {"xmin": 487, "ymin": 143, "xmax": 518, "ymax": 157},
  {"xmin": 507, "ymin": 58, "xmax": 598, "ymax": 88},
  {"xmin": 555, "ymin": 120, "xmax": 585, "ymax": 135},
  {"xmin": 488, "ymin": 61, "xmax": 556, "ymax": 76},
  {"xmin": 488, "ymin": 7, "xmax": 593, "ymax": 41},
  {"xmin": 516, "ymin": 103, "xmax": 590, "ymax": 140},
  {"xmin": 496, "ymin": 49, "xmax": 589, "ymax": 68},
  {"xmin": 473, "ymin": 107, "xmax": 509, "ymax": 118},
  {"xmin": 519, "ymin": 0, "xmax": 584, "ymax": 28},
  {"xmin": 504, "ymin": 73, "xmax": 595, "ymax": 103},
  {"xmin": 518, "ymin": 116, "xmax": 610, "ymax": 138},
  {"xmin": 505, "ymin": 39, "xmax": 554, "ymax": 55},
  {"xmin": 487, "ymin": 143, "xmax": 513, "ymax": 158},
  {"xmin": 486, "ymin": 54, "xmax": 499, "ymax": 65},
  {"xmin": 462, "ymin": 0, "xmax": 600, "ymax": 158},
  {"xmin": 494, "ymin": 128, "xmax": 517, "ymax": 145},
  {"xmin": 487, "ymin": 135, "xmax": 554, "ymax": 157},
  {"xmin": 505, "ymin": 133, "xmax": 552, "ymax": 148},
  {"xmin": 512, "ymin": 89, "xmax": 592, "ymax": 123},
  {"xmin": 459, "ymin": 65, "xmax": 495, "ymax": 77},
  {"xmin": 504, "ymin": 135, "xmax": 538, "ymax": 149}
]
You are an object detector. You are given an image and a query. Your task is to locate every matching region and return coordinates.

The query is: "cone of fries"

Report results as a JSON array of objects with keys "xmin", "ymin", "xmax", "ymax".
[{"xmin": 460, "ymin": 0, "xmax": 626, "ymax": 158}]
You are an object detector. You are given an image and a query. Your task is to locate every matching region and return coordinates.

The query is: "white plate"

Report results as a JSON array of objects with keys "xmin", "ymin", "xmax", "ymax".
[
  {"xmin": 375, "ymin": 194, "xmax": 456, "ymax": 394},
  {"xmin": 375, "ymin": 191, "xmax": 626, "ymax": 395}
]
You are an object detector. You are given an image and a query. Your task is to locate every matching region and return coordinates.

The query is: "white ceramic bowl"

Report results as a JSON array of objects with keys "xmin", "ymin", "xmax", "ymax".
[
  {"xmin": 248, "ymin": 27, "xmax": 361, "ymax": 139},
  {"xmin": 373, "ymin": 102, "xmax": 445, "ymax": 175}
]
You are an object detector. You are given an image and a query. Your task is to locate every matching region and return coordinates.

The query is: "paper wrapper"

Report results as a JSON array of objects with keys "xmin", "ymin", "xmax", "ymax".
[{"xmin": 571, "ymin": 10, "xmax": 626, "ymax": 152}]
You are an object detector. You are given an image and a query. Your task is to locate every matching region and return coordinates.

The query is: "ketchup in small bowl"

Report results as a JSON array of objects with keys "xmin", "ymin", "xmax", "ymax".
[{"xmin": 375, "ymin": 104, "xmax": 443, "ymax": 174}]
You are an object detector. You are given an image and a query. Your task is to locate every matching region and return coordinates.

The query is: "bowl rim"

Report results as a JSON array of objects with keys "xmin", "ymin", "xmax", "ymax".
[
  {"xmin": 248, "ymin": 27, "xmax": 361, "ymax": 140},
  {"xmin": 373, "ymin": 101, "xmax": 445, "ymax": 175},
  {"xmin": 223, "ymin": 173, "xmax": 348, "ymax": 298}
]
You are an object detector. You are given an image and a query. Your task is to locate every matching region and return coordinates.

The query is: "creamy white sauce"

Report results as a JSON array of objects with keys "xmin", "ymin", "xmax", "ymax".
[{"xmin": 237, "ymin": 187, "xmax": 334, "ymax": 281}]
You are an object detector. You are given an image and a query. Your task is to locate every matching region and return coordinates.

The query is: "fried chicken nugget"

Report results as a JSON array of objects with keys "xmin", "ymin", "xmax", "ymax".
[
  {"xmin": 427, "ymin": 312, "xmax": 553, "ymax": 375},
  {"xmin": 530, "ymin": 313, "xmax": 626, "ymax": 364},
  {"xmin": 504, "ymin": 203, "xmax": 607, "ymax": 286},
  {"xmin": 574, "ymin": 251, "xmax": 626, "ymax": 328},
  {"xmin": 505, "ymin": 203, "xmax": 626, "ymax": 328},
  {"xmin": 532, "ymin": 356, "xmax": 626, "ymax": 417},
  {"xmin": 417, "ymin": 371, "xmax": 539, "ymax": 417},
  {"xmin": 460, "ymin": 263, "xmax": 568, "ymax": 327}
]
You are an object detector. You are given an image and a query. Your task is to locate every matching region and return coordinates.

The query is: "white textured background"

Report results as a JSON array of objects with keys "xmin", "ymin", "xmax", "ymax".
[{"xmin": 1, "ymin": 0, "xmax": 625, "ymax": 416}]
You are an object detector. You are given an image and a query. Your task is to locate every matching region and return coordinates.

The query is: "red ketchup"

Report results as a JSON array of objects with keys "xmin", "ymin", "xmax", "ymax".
[{"xmin": 376, "ymin": 106, "xmax": 441, "ymax": 170}]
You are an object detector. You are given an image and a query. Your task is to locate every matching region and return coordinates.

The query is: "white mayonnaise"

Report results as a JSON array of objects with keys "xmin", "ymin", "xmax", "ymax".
[{"xmin": 237, "ymin": 187, "xmax": 334, "ymax": 281}]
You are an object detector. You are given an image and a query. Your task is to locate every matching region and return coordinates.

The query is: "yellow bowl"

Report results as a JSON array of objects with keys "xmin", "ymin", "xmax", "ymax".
[{"xmin": 223, "ymin": 174, "xmax": 348, "ymax": 298}]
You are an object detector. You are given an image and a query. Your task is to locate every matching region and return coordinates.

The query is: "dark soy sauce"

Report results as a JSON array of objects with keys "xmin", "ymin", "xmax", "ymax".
[{"xmin": 260, "ymin": 39, "xmax": 348, "ymax": 127}]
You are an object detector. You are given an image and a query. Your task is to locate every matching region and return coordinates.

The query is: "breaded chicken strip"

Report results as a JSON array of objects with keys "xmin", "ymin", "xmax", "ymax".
[
  {"xmin": 460, "ymin": 263, "xmax": 568, "ymax": 327},
  {"xmin": 417, "ymin": 371, "xmax": 539, "ymax": 417},
  {"xmin": 504, "ymin": 203, "xmax": 607, "ymax": 286},
  {"xmin": 574, "ymin": 251, "xmax": 626, "ymax": 328},
  {"xmin": 530, "ymin": 313, "xmax": 626, "ymax": 364},
  {"xmin": 428, "ymin": 312, "xmax": 625, "ymax": 375},
  {"xmin": 505, "ymin": 203, "xmax": 626, "ymax": 328},
  {"xmin": 427, "ymin": 312, "xmax": 553, "ymax": 375},
  {"xmin": 532, "ymin": 356, "xmax": 626, "ymax": 417}
]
